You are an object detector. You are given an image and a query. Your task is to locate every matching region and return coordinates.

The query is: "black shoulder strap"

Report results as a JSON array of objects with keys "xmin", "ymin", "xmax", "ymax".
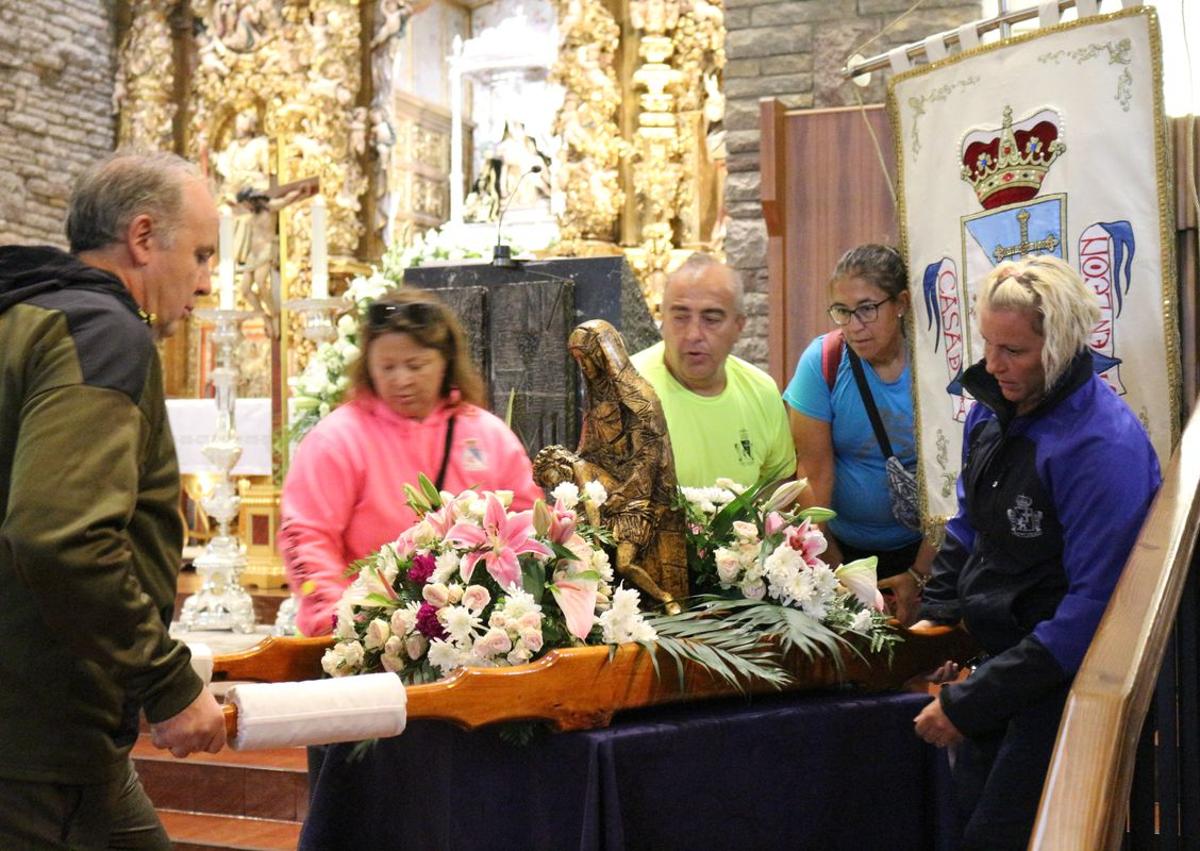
[
  {"xmin": 846, "ymin": 347, "xmax": 895, "ymax": 459},
  {"xmin": 434, "ymin": 414, "xmax": 457, "ymax": 491}
]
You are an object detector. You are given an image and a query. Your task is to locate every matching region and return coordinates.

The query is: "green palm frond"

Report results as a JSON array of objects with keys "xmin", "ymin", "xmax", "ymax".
[
  {"xmin": 646, "ymin": 604, "xmax": 794, "ymax": 693},
  {"xmin": 656, "ymin": 596, "xmax": 851, "ymax": 675}
]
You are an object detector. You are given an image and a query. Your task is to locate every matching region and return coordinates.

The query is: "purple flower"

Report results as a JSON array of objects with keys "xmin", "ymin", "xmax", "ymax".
[
  {"xmin": 409, "ymin": 552, "xmax": 436, "ymax": 584},
  {"xmin": 415, "ymin": 602, "xmax": 447, "ymax": 640}
]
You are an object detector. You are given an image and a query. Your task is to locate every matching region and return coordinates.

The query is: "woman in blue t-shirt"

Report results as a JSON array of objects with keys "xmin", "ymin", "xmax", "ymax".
[{"xmin": 784, "ymin": 244, "xmax": 933, "ymax": 623}]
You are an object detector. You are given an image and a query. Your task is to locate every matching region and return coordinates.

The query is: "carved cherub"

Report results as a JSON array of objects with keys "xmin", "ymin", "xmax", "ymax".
[{"xmin": 533, "ymin": 320, "xmax": 689, "ymax": 611}]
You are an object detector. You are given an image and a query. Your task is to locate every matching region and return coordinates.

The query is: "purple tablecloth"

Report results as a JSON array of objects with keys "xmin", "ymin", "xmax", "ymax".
[{"xmin": 301, "ymin": 688, "xmax": 956, "ymax": 850}]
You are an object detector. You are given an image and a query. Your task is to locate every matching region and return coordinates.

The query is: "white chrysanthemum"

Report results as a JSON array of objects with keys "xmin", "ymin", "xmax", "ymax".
[
  {"xmin": 432, "ymin": 551, "xmax": 460, "ymax": 583},
  {"xmin": 763, "ymin": 544, "xmax": 802, "ymax": 589},
  {"xmin": 499, "ymin": 587, "xmax": 540, "ymax": 621},
  {"xmin": 850, "ymin": 609, "xmax": 874, "ymax": 633},
  {"xmin": 441, "ymin": 605, "xmax": 482, "ymax": 643},
  {"xmin": 426, "ymin": 639, "xmax": 463, "ymax": 674},
  {"xmin": 591, "ymin": 548, "xmax": 613, "ymax": 582},
  {"xmin": 389, "ymin": 607, "xmax": 413, "ymax": 637},
  {"xmin": 609, "ymin": 586, "xmax": 642, "ymax": 619},
  {"xmin": 551, "ymin": 481, "xmax": 580, "ymax": 508},
  {"xmin": 582, "ymin": 480, "xmax": 608, "ymax": 507}
]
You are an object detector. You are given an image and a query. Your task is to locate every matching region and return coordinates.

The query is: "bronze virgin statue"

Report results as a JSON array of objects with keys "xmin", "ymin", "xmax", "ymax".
[{"xmin": 533, "ymin": 320, "xmax": 688, "ymax": 611}]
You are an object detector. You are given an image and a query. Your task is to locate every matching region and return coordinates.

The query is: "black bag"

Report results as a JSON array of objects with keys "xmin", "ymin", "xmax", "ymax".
[{"xmin": 846, "ymin": 348, "xmax": 922, "ymax": 532}]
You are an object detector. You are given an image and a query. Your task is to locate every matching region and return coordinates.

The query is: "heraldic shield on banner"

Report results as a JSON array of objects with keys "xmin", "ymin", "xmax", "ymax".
[{"xmin": 892, "ymin": 5, "xmax": 1178, "ymax": 525}]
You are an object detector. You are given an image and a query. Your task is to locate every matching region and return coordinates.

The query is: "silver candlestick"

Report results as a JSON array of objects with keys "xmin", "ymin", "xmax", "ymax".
[
  {"xmin": 178, "ymin": 309, "xmax": 257, "ymax": 634},
  {"xmin": 271, "ymin": 296, "xmax": 347, "ymax": 636}
]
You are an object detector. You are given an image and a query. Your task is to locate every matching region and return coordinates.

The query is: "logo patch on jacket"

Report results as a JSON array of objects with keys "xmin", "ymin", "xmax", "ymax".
[
  {"xmin": 462, "ymin": 438, "xmax": 487, "ymax": 470},
  {"xmin": 1006, "ymin": 494, "xmax": 1044, "ymax": 538}
]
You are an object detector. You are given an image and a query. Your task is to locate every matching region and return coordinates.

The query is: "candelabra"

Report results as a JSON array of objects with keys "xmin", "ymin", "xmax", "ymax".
[
  {"xmin": 270, "ymin": 296, "xmax": 346, "ymax": 636},
  {"xmin": 178, "ymin": 309, "xmax": 257, "ymax": 634}
]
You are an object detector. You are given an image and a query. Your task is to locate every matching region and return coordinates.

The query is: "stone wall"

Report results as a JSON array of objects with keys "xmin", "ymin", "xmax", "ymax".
[
  {"xmin": 723, "ymin": 0, "xmax": 981, "ymax": 368},
  {"xmin": 0, "ymin": 0, "xmax": 116, "ymax": 247}
]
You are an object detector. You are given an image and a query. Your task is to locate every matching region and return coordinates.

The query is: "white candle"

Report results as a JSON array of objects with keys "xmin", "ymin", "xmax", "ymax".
[
  {"xmin": 218, "ymin": 207, "xmax": 235, "ymax": 310},
  {"xmin": 311, "ymin": 194, "xmax": 328, "ymax": 299}
]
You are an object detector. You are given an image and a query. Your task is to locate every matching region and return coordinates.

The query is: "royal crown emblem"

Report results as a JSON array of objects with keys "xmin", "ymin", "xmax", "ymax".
[{"xmin": 961, "ymin": 106, "xmax": 1065, "ymax": 210}]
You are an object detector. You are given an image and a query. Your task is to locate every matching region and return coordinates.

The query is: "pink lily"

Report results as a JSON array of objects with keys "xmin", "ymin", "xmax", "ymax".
[
  {"xmin": 786, "ymin": 518, "xmax": 827, "ymax": 565},
  {"xmin": 551, "ymin": 577, "xmax": 598, "ymax": 640},
  {"xmin": 444, "ymin": 493, "xmax": 553, "ymax": 588},
  {"xmin": 548, "ymin": 501, "xmax": 580, "ymax": 545},
  {"xmin": 764, "ymin": 511, "xmax": 787, "ymax": 537}
]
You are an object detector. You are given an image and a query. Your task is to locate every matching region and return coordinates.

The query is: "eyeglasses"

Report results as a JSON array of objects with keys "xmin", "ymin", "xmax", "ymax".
[
  {"xmin": 367, "ymin": 301, "xmax": 439, "ymax": 330},
  {"xmin": 827, "ymin": 296, "xmax": 895, "ymax": 326}
]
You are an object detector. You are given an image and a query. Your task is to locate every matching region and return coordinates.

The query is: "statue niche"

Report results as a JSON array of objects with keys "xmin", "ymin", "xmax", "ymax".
[{"xmin": 533, "ymin": 320, "xmax": 688, "ymax": 612}]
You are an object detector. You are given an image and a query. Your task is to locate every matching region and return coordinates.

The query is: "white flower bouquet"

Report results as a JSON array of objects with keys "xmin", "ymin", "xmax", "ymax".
[
  {"xmin": 322, "ymin": 475, "xmax": 656, "ymax": 681},
  {"xmin": 678, "ymin": 479, "xmax": 897, "ymax": 652}
]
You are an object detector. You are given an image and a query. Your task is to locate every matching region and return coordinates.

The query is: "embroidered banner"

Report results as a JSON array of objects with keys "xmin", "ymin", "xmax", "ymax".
[{"xmin": 888, "ymin": 5, "xmax": 1179, "ymax": 523}]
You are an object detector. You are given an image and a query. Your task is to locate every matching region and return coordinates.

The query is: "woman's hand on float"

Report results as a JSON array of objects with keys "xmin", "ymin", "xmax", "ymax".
[
  {"xmin": 914, "ymin": 696, "xmax": 963, "ymax": 748},
  {"xmin": 878, "ymin": 571, "xmax": 921, "ymax": 626}
]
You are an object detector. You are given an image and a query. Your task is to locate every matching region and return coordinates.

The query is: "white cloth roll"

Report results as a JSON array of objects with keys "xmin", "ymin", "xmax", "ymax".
[
  {"xmin": 1038, "ymin": 0, "xmax": 1061, "ymax": 27},
  {"xmin": 188, "ymin": 643, "xmax": 213, "ymax": 685},
  {"xmin": 226, "ymin": 674, "xmax": 407, "ymax": 750}
]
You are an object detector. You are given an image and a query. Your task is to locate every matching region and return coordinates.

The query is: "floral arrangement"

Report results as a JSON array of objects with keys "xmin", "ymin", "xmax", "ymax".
[
  {"xmin": 321, "ymin": 476, "xmax": 659, "ymax": 681},
  {"xmin": 288, "ymin": 230, "xmax": 530, "ymax": 442},
  {"xmin": 677, "ymin": 478, "xmax": 897, "ymax": 654}
]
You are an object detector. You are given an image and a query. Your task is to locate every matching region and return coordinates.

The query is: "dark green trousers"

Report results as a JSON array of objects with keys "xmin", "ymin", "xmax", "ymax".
[{"xmin": 0, "ymin": 758, "xmax": 168, "ymax": 850}]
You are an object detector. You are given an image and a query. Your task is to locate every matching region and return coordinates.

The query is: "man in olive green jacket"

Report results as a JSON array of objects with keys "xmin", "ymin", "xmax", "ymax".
[{"xmin": 0, "ymin": 152, "xmax": 226, "ymax": 848}]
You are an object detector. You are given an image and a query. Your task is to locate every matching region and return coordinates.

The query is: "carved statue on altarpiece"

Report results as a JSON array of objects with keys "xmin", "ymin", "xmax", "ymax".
[
  {"xmin": 533, "ymin": 320, "xmax": 688, "ymax": 611},
  {"xmin": 496, "ymin": 119, "xmax": 553, "ymax": 210}
]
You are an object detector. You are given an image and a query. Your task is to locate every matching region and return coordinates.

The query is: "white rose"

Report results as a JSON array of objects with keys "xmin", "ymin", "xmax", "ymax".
[
  {"xmin": 364, "ymin": 617, "xmax": 391, "ymax": 650},
  {"xmin": 446, "ymin": 583, "xmax": 464, "ymax": 604},
  {"xmin": 731, "ymin": 520, "xmax": 759, "ymax": 541},
  {"xmin": 714, "ymin": 547, "xmax": 742, "ymax": 585},
  {"xmin": 506, "ymin": 645, "xmax": 533, "ymax": 665},
  {"xmin": 380, "ymin": 652, "xmax": 405, "ymax": 673},
  {"xmin": 474, "ymin": 627, "xmax": 513, "ymax": 657},
  {"xmin": 384, "ymin": 635, "xmax": 404, "ymax": 656},
  {"xmin": 489, "ymin": 611, "xmax": 509, "ymax": 629},
  {"xmin": 517, "ymin": 611, "xmax": 542, "ymax": 630},
  {"xmin": 422, "ymin": 582, "xmax": 450, "ymax": 608},
  {"xmin": 461, "ymin": 585, "xmax": 491, "ymax": 612},
  {"xmin": 741, "ymin": 579, "xmax": 767, "ymax": 600},
  {"xmin": 405, "ymin": 633, "xmax": 428, "ymax": 660},
  {"xmin": 334, "ymin": 599, "xmax": 358, "ymax": 639},
  {"xmin": 550, "ymin": 481, "xmax": 580, "ymax": 508},
  {"xmin": 590, "ymin": 549, "xmax": 613, "ymax": 582},
  {"xmin": 520, "ymin": 628, "xmax": 544, "ymax": 653}
]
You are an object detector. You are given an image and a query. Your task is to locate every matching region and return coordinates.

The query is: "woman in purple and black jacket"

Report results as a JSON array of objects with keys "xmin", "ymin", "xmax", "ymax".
[{"xmin": 911, "ymin": 255, "xmax": 1162, "ymax": 850}]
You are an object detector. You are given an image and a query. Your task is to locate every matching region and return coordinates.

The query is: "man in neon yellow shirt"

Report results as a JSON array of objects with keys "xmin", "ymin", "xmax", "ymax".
[{"xmin": 631, "ymin": 254, "xmax": 796, "ymax": 489}]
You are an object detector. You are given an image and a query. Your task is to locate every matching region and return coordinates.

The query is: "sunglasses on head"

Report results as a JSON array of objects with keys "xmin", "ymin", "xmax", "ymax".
[{"xmin": 367, "ymin": 300, "xmax": 439, "ymax": 330}]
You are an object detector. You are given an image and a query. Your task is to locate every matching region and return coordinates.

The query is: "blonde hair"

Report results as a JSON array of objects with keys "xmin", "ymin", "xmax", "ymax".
[{"xmin": 979, "ymin": 255, "xmax": 1099, "ymax": 390}]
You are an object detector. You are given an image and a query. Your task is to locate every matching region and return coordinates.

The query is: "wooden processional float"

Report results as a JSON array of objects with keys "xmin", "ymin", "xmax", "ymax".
[{"xmin": 212, "ymin": 625, "xmax": 978, "ymax": 746}]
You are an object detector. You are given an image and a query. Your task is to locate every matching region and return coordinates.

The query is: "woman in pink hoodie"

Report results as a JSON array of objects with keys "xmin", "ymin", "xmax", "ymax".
[{"xmin": 281, "ymin": 289, "xmax": 543, "ymax": 636}]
